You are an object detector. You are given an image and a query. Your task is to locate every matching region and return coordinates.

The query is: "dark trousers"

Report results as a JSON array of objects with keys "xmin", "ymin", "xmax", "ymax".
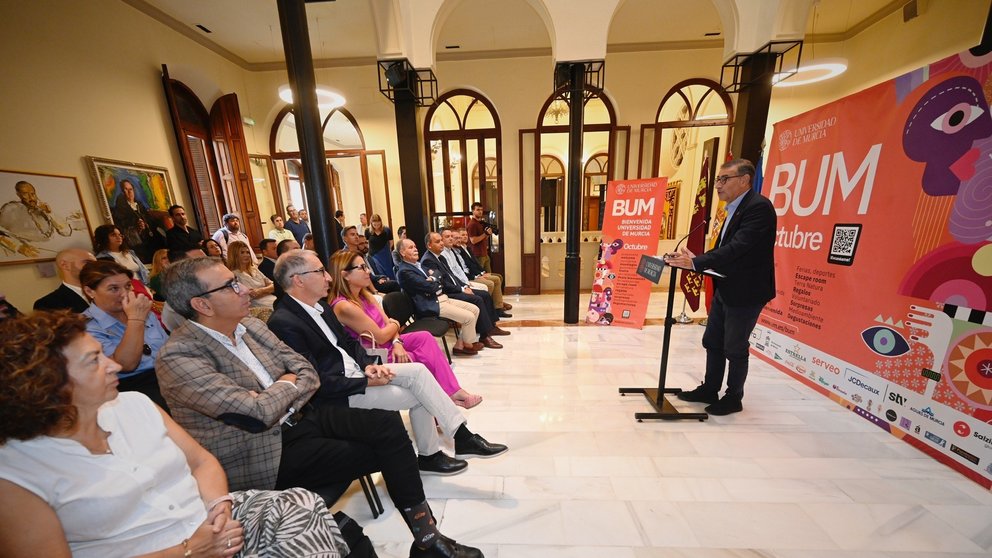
[
  {"xmin": 701, "ymin": 293, "xmax": 764, "ymax": 401},
  {"xmin": 450, "ymin": 291, "xmax": 496, "ymax": 335},
  {"xmin": 276, "ymin": 405, "xmax": 425, "ymax": 509},
  {"xmin": 120, "ymin": 370, "xmax": 170, "ymax": 414}
]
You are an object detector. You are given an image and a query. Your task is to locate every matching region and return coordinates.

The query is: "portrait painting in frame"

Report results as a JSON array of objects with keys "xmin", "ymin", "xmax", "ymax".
[
  {"xmin": 0, "ymin": 169, "xmax": 92, "ymax": 266},
  {"xmin": 86, "ymin": 156, "xmax": 176, "ymax": 263}
]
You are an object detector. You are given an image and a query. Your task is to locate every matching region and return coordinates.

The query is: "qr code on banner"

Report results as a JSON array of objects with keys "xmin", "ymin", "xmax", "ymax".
[{"xmin": 827, "ymin": 223, "xmax": 862, "ymax": 266}]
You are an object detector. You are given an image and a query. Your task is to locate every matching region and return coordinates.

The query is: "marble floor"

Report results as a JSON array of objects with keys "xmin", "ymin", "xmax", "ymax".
[{"xmin": 334, "ymin": 293, "xmax": 992, "ymax": 558}]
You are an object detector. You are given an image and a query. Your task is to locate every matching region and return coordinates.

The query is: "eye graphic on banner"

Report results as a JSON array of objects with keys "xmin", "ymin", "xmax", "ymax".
[{"xmin": 861, "ymin": 326, "xmax": 911, "ymax": 357}]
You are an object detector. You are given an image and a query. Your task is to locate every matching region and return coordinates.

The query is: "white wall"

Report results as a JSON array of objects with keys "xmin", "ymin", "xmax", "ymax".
[{"xmin": 1, "ymin": 0, "xmax": 986, "ymax": 308}]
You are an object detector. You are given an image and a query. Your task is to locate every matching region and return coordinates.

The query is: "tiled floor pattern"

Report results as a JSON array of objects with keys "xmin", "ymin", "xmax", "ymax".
[{"xmin": 334, "ymin": 293, "xmax": 992, "ymax": 557}]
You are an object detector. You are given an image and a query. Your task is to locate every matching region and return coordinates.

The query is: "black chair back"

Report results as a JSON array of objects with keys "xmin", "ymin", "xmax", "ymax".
[{"xmin": 382, "ymin": 291, "xmax": 416, "ymax": 326}]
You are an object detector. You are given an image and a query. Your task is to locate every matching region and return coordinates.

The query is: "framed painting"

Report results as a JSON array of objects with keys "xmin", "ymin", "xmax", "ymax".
[
  {"xmin": 86, "ymin": 156, "xmax": 176, "ymax": 263},
  {"xmin": 0, "ymin": 169, "xmax": 92, "ymax": 266}
]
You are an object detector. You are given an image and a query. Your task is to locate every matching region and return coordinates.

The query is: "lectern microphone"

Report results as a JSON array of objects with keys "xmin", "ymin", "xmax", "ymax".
[{"xmin": 663, "ymin": 219, "xmax": 709, "ymax": 260}]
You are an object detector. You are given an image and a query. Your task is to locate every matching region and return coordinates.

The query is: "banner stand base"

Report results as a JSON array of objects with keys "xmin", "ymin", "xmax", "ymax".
[{"xmin": 620, "ymin": 387, "xmax": 708, "ymax": 421}]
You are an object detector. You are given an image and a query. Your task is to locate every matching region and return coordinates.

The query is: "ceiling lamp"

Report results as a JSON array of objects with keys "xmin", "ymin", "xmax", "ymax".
[
  {"xmin": 278, "ymin": 85, "xmax": 346, "ymax": 109},
  {"xmin": 773, "ymin": 58, "xmax": 847, "ymax": 88},
  {"xmin": 546, "ymin": 99, "xmax": 569, "ymax": 123}
]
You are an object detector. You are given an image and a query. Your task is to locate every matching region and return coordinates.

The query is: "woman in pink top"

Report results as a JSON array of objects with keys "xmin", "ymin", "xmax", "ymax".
[{"xmin": 326, "ymin": 250, "xmax": 482, "ymax": 409}]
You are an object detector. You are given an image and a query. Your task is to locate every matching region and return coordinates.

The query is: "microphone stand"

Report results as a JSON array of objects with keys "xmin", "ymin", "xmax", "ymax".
[{"xmin": 619, "ymin": 220, "xmax": 709, "ymax": 422}]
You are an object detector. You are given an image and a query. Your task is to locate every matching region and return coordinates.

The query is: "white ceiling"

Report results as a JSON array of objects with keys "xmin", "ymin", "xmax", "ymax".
[{"xmin": 132, "ymin": 0, "xmax": 898, "ymax": 68}]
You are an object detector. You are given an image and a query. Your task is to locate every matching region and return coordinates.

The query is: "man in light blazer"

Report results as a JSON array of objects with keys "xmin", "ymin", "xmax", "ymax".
[
  {"xmin": 156, "ymin": 256, "xmax": 484, "ymax": 558},
  {"xmin": 665, "ymin": 159, "xmax": 777, "ymax": 416}
]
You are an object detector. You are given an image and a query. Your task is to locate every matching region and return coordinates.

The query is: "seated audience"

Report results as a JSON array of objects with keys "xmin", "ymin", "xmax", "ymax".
[
  {"xmin": 439, "ymin": 229, "xmax": 509, "ymax": 318},
  {"xmin": 160, "ymin": 247, "xmax": 207, "ymax": 332},
  {"xmin": 284, "ymin": 205, "xmax": 310, "ymax": 246},
  {"xmin": 81, "ymin": 260, "xmax": 169, "ymax": 411},
  {"xmin": 156, "ymin": 257, "xmax": 484, "ymax": 558},
  {"xmin": 33, "ymin": 248, "xmax": 95, "ymax": 313},
  {"xmin": 201, "ymin": 238, "xmax": 224, "ymax": 258},
  {"xmin": 393, "ymin": 226, "xmax": 407, "ymax": 267},
  {"xmin": 271, "ymin": 238, "xmax": 301, "ymax": 305},
  {"xmin": 269, "ymin": 250, "xmax": 503, "ymax": 475},
  {"xmin": 0, "ymin": 311, "xmax": 350, "ymax": 558},
  {"xmin": 395, "ymin": 238, "xmax": 482, "ymax": 357},
  {"xmin": 454, "ymin": 228, "xmax": 510, "ymax": 312},
  {"xmin": 93, "ymin": 224, "xmax": 150, "ymax": 285},
  {"xmin": 327, "ymin": 250, "xmax": 482, "ymax": 409},
  {"xmin": 342, "ymin": 225, "xmax": 399, "ymax": 293},
  {"xmin": 0, "ymin": 294, "xmax": 22, "ymax": 322},
  {"xmin": 258, "ymin": 238, "xmax": 278, "ymax": 280},
  {"xmin": 212, "ymin": 213, "xmax": 255, "ymax": 263},
  {"xmin": 423, "ymin": 232, "xmax": 508, "ymax": 347},
  {"xmin": 226, "ymin": 240, "xmax": 276, "ymax": 310},
  {"xmin": 165, "ymin": 204, "xmax": 203, "ymax": 252},
  {"xmin": 148, "ymin": 248, "xmax": 170, "ymax": 301},
  {"xmin": 267, "ymin": 214, "xmax": 295, "ymax": 243}
]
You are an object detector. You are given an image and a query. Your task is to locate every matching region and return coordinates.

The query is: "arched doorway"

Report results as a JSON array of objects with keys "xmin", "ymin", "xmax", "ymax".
[
  {"xmin": 519, "ymin": 86, "xmax": 630, "ymax": 293},
  {"xmin": 423, "ymin": 89, "xmax": 504, "ymax": 275},
  {"xmin": 638, "ymin": 78, "xmax": 733, "ymax": 242},
  {"xmin": 269, "ymin": 106, "xmax": 393, "ymax": 234}
]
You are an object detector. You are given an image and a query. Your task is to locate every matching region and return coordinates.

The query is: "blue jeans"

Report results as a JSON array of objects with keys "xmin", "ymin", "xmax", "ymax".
[{"xmin": 701, "ymin": 292, "xmax": 764, "ymax": 401}]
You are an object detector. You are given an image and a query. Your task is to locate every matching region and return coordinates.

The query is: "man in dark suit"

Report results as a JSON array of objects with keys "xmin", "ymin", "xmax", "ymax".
[
  {"xmin": 165, "ymin": 205, "xmax": 203, "ymax": 252},
  {"xmin": 258, "ymin": 238, "xmax": 277, "ymax": 281},
  {"xmin": 267, "ymin": 249, "xmax": 506, "ymax": 474},
  {"xmin": 395, "ymin": 238, "xmax": 483, "ymax": 356},
  {"xmin": 156, "ymin": 256, "xmax": 484, "ymax": 558},
  {"xmin": 33, "ymin": 248, "xmax": 95, "ymax": 313},
  {"xmin": 453, "ymin": 227, "xmax": 510, "ymax": 312},
  {"xmin": 421, "ymin": 232, "xmax": 509, "ymax": 344},
  {"xmin": 666, "ymin": 159, "xmax": 777, "ymax": 416}
]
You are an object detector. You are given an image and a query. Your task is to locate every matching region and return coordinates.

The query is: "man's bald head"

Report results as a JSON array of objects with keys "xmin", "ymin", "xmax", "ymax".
[{"xmin": 55, "ymin": 248, "xmax": 96, "ymax": 285}]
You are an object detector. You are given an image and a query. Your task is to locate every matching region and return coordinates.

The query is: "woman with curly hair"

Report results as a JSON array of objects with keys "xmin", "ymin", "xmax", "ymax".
[
  {"xmin": 0, "ymin": 311, "xmax": 351, "ymax": 557},
  {"xmin": 327, "ymin": 250, "xmax": 482, "ymax": 408}
]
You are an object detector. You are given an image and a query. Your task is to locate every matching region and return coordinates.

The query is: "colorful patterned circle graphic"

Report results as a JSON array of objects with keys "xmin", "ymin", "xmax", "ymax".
[{"xmin": 946, "ymin": 330, "xmax": 992, "ymax": 409}]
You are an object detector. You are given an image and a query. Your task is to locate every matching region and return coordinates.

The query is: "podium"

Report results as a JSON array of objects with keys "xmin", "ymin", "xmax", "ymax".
[{"xmin": 619, "ymin": 254, "xmax": 708, "ymax": 422}]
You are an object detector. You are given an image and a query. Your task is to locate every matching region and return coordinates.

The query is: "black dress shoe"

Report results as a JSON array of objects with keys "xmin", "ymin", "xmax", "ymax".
[
  {"xmin": 497, "ymin": 310, "xmax": 513, "ymax": 318},
  {"xmin": 455, "ymin": 433, "xmax": 508, "ymax": 459},
  {"xmin": 489, "ymin": 326, "xmax": 511, "ymax": 336},
  {"xmin": 676, "ymin": 385, "xmax": 719, "ymax": 404},
  {"xmin": 418, "ymin": 451, "xmax": 468, "ymax": 476},
  {"xmin": 410, "ymin": 535, "xmax": 483, "ymax": 558},
  {"xmin": 705, "ymin": 397, "xmax": 743, "ymax": 416}
]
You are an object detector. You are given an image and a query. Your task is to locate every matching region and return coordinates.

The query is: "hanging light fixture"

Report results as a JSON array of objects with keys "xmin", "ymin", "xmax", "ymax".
[
  {"xmin": 773, "ymin": 59, "xmax": 847, "ymax": 87},
  {"xmin": 546, "ymin": 99, "xmax": 569, "ymax": 123},
  {"xmin": 278, "ymin": 85, "xmax": 346, "ymax": 109}
]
